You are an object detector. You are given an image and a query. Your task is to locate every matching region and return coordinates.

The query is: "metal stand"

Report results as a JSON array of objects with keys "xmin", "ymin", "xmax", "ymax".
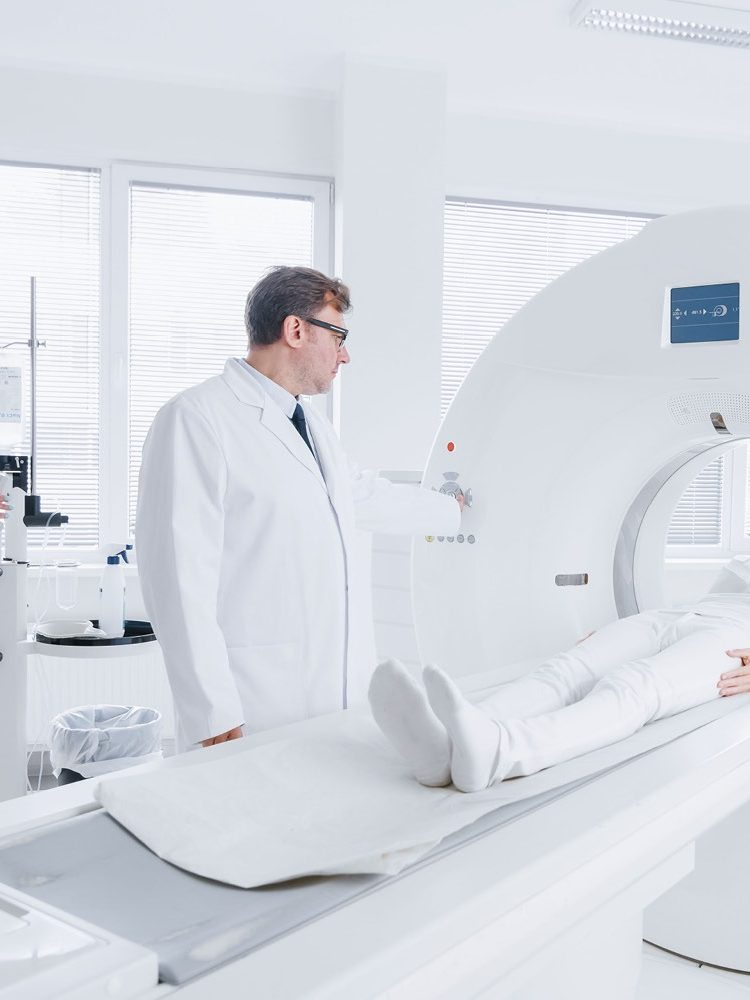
[{"xmin": 0, "ymin": 276, "xmax": 68, "ymax": 801}]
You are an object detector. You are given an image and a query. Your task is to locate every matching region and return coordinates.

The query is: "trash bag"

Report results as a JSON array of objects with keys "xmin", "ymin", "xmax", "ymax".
[{"xmin": 49, "ymin": 704, "xmax": 162, "ymax": 781}]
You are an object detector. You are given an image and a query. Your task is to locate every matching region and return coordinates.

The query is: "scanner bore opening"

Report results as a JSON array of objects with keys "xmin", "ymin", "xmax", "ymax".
[{"xmin": 615, "ymin": 438, "xmax": 750, "ymax": 619}]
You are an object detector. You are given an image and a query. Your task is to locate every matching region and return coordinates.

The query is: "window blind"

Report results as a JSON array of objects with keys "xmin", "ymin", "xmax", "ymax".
[
  {"xmin": 441, "ymin": 199, "xmax": 652, "ymax": 416},
  {"xmin": 128, "ymin": 184, "xmax": 315, "ymax": 534},
  {"xmin": 0, "ymin": 163, "xmax": 100, "ymax": 549},
  {"xmin": 667, "ymin": 456, "xmax": 725, "ymax": 546}
]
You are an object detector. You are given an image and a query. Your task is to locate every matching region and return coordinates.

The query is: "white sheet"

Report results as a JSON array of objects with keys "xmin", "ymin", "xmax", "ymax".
[{"xmin": 96, "ymin": 696, "xmax": 748, "ymax": 888}]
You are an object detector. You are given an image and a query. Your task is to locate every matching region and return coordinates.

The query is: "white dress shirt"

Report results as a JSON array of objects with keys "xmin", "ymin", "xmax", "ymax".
[{"xmin": 239, "ymin": 358, "xmax": 321, "ymax": 467}]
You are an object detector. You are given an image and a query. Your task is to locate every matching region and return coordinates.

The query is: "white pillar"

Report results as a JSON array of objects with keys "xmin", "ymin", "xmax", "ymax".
[{"xmin": 335, "ymin": 60, "xmax": 447, "ymax": 472}]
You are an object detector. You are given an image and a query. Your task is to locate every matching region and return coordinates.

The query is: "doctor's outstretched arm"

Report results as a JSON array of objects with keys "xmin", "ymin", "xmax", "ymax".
[
  {"xmin": 350, "ymin": 466, "xmax": 462, "ymax": 537},
  {"xmin": 136, "ymin": 398, "xmax": 245, "ymax": 748}
]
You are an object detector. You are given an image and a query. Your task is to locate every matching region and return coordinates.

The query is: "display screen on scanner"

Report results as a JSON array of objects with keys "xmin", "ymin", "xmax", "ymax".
[{"xmin": 671, "ymin": 282, "xmax": 740, "ymax": 344}]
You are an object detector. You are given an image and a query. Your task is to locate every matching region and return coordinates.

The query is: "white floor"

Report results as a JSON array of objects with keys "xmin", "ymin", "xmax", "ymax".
[{"xmin": 639, "ymin": 943, "xmax": 750, "ymax": 998}]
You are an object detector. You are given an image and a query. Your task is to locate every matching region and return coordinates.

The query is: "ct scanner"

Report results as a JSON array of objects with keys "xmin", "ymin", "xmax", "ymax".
[{"xmin": 2, "ymin": 205, "xmax": 750, "ymax": 998}]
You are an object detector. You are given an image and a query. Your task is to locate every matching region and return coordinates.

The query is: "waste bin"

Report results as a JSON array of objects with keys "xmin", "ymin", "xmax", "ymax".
[{"xmin": 49, "ymin": 705, "xmax": 162, "ymax": 785}]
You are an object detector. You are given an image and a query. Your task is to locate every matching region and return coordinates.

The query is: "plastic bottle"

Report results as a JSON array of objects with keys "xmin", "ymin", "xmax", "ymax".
[
  {"xmin": 99, "ymin": 555, "xmax": 125, "ymax": 638},
  {"xmin": 55, "ymin": 560, "xmax": 79, "ymax": 611}
]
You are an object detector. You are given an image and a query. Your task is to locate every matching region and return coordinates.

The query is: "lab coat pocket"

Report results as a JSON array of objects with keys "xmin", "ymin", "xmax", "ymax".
[{"xmin": 227, "ymin": 641, "xmax": 306, "ymax": 732}]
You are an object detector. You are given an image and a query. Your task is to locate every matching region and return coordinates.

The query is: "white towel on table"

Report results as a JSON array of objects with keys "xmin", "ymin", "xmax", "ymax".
[{"xmin": 96, "ymin": 696, "xmax": 748, "ymax": 888}]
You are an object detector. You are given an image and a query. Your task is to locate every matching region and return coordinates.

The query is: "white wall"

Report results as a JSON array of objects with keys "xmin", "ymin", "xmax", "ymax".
[
  {"xmin": 447, "ymin": 113, "xmax": 750, "ymax": 217},
  {"xmin": 0, "ymin": 65, "xmax": 334, "ymax": 176},
  {"xmin": 663, "ymin": 560, "xmax": 727, "ymax": 608},
  {"xmin": 335, "ymin": 61, "xmax": 447, "ymax": 470}
]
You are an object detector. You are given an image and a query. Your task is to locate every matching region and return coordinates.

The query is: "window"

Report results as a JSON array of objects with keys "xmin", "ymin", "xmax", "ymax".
[
  {"xmin": 0, "ymin": 163, "xmax": 101, "ymax": 548},
  {"xmin": 667, "ymin": 444, "xmax": 750, "ymax": 556},
  {"xmin": 666, "ymin": 455, "xmax": 725, "ymax": 547},
  {"xmin": 126, "ymin": 181, "xmax": 317, "ymax": 535},
  {"xmin": 108, "ymin": 165, "xmax": 329, "ymax": 552}
]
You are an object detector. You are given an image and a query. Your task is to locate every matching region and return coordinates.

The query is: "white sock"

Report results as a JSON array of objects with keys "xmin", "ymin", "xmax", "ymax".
[
  {"xmin": 368, "ymin": 659, "xmax": 451, "ymax": 787},
  {"xmin": 423, "ymin": 664, "xmax": 507, "ymax": 793}
]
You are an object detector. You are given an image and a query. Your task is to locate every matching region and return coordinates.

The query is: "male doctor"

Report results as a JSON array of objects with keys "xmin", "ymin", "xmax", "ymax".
[{"xmin": 136, "ymin": 266, "xmax": 461, "ymax": 750}]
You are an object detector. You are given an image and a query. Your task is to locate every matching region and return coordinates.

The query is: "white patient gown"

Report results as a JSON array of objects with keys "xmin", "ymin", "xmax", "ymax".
[{"xmin": 479, "ymin": 556, "xmax": 750, "ymax": 778}]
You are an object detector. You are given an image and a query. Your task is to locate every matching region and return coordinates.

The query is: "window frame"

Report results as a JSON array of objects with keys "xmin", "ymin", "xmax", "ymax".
[
  {"xmin": 0, "ymin": 157, "xmax": 104, "ymax": 555},
  {"xmin": 99, "ymin": 162, "xmax": 333, "ymax": 559}
]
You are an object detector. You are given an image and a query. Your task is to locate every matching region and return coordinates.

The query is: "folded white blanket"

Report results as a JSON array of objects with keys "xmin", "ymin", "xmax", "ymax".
[{"xmin": 96, "ymin": 696, "xmax": 746, "ymax": 888}]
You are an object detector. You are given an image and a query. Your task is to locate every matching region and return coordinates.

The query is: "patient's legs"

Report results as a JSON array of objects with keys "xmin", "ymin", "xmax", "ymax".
[
  {"xmin": 478, "ymin": 611, "xmax": 670, "ymax": 720},
  {"xmin": 427, "ymin": 619, "xmax": 747, "ymax": 792},
  {"xmin": 369, "ymin": 612, "xmax": 670, "ymax": 788}
]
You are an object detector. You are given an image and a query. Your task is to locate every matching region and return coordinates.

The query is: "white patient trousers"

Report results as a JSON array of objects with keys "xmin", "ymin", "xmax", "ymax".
[{"xmin": 478, "ymin": 610, "xmax": 749, "ymax": 778}]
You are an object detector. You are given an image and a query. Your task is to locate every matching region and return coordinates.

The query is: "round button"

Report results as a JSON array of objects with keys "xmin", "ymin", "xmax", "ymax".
[
  {"xmin": 425, "ymin": 536, "xmax": 434, "ymax": 543},
  {"xmin": 467, "ymin": 534, "xmax": 476, "ymax": 544},
  {"xmin": 447, "ymin": 536, "xmax": 455, "ymax": 543},
  {"xmin": 447, "ymin": 441, "xmax": 455, "ymax": 452},
  {"xmin": 457, "ymin": 534, "xmax": 464, "ymax": 543}
]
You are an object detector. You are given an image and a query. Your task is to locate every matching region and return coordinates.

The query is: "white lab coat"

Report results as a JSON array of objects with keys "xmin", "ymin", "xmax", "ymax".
[{"xmin": 136, "ymin": 358, "xmax": 458, "ymax": 748}]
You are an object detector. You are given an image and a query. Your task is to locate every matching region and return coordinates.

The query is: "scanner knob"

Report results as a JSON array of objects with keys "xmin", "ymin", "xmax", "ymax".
[{"xmin": 439, "ymin": 482, "xmax": 473, "ymax": 508}]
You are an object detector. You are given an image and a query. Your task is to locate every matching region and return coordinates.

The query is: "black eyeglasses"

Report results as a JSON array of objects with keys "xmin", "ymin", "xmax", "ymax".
[{"xmin": 303, "ymin": 317, "xmax": 348, "ymax": 347}]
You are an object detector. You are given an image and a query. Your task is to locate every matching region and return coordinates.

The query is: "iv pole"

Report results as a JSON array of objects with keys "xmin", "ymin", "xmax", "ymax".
[{"xmin": 1, "ymin": 278, "xmax": 69, "ymax": 526}]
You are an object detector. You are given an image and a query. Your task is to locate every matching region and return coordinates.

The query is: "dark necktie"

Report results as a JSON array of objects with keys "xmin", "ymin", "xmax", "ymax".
[{"xmin": 290, "ymin": 402, "xmax": 314, "ymax": 455}]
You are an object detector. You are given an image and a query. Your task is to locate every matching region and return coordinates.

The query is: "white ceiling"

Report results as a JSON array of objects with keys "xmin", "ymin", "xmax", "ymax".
[{"xmin": 2, "ymin": 0, "xmax": 750, "ymax": 139}]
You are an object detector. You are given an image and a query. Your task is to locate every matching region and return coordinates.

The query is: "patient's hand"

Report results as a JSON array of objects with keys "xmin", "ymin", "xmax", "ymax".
[{"xmin": 718, "ymin": 649, "xmax": 750, "ymax": 696}]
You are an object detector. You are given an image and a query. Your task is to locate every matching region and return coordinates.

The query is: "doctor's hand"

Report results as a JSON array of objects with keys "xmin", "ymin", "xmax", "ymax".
[
  {"xmin": 456, "ymin": 490, "xmax": 465, "ymax": 512},
  {"xmin": 201, "ymin": 726, "xmax": 244, "ymax": 747},
  {"xmin": 718, "ymin": 649, "xmax": 750, "ymax": 696},
  {"xmin": 0, "ymin": 495, "xmax": 13, "ymax": 519}
]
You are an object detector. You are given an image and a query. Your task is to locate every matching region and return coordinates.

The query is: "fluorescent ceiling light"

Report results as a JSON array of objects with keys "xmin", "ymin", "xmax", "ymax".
[{"xmin": 571, "ymin": 0, "xmax": 750, "ymax": 46}]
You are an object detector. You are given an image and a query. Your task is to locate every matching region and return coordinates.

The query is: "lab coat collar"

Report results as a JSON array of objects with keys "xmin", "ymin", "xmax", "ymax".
[
  {"xmin": 221, "ymin": 358, "xmax": 269, "ymax": 408},
  {"xmin": 221, "ymin": 358, "xmax": 324, "ymax": 486},
  {"xmin": 238, "ymin": 358, "xmax": 297, "ymax": 418}
]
